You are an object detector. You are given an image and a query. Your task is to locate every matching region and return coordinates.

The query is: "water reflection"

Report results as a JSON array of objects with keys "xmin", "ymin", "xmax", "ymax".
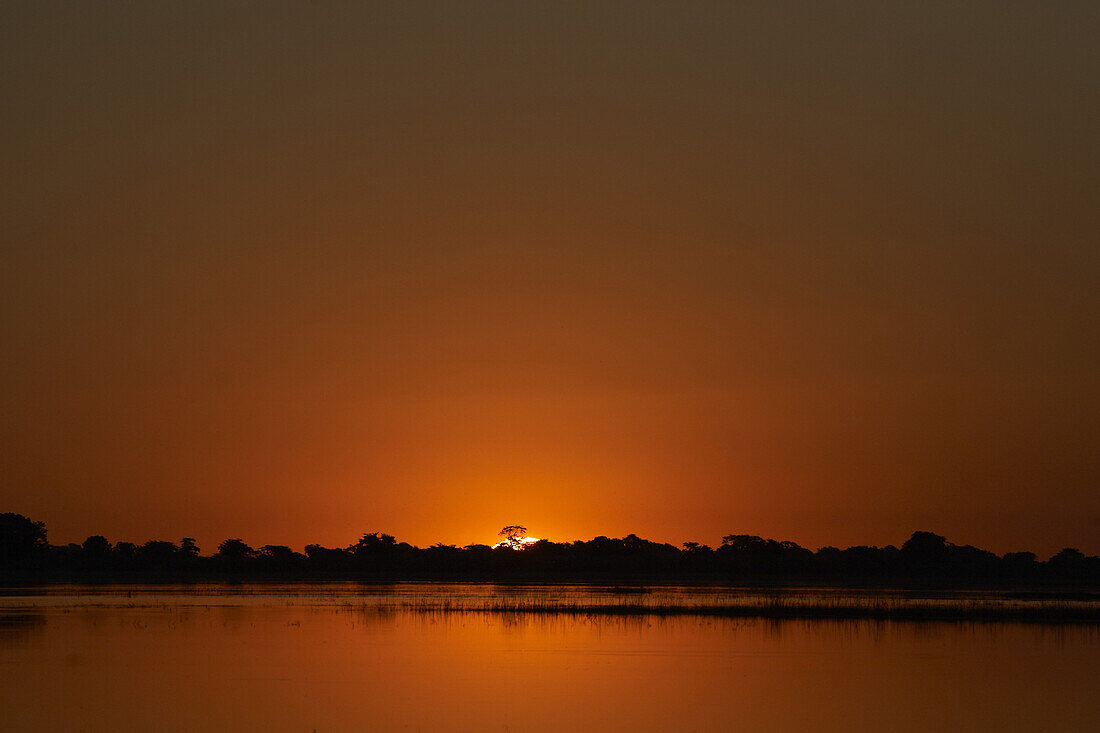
[
  {"xmin": 0, "ymin": 612, "xmax": 46, "ymax": 651},
  {"xmin": 0, "ymin": 588, "xmax": 1097, "ymax": 732}
]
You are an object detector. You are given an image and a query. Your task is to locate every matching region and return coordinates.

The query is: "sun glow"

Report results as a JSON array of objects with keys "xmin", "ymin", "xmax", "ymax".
[{"xmin": 492, "ymin": 536, "xmax": 540, "ymax": 549}]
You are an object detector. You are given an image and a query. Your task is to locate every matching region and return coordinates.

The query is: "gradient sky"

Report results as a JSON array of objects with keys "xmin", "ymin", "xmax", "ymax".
[{"xmin": 2, "ymin": 1, "xmax": 1097, "ymax": 555}]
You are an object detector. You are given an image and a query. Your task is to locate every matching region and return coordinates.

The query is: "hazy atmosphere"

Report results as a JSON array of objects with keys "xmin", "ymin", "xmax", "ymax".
[{"xmin": 2, "ymin": 1, "xmax": 1098, "ymax": 554}]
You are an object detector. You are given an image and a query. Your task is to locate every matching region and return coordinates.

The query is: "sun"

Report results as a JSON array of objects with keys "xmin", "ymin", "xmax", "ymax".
[{"xmin": 492, "ymin": 535, "xmax": 540, "ymax": 549}]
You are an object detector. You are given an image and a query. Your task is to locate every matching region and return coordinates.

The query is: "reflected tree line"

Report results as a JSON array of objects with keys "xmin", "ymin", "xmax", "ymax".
[{"xmin": 1, "ymin": 512, "xmax": 1097, "ymax": 585}]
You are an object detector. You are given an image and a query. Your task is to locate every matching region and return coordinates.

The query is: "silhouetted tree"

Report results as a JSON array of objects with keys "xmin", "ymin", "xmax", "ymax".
[
  {"xmin": 260, "ymin": 544, "xmax": 295, "ymax": 559},
  {"xmin": 0, "ymin": 513, "xmax": 48, "ymax": 565},
  {"xmin": 179, "ymin": 537, "xmax": 200, "ymax": 559},
  {"xmin": 901, "ymin": 530, "xmax": 948, "ymax": 556},
  {"xmin": 1048, "ymin": 548, "xmax": 1087, "ymax": 577},
  {"xmin": 79, "ymin": 535, "xmax": 111, "ymax": 572},
  {"xmin": 82, "ymin": 535, "xmax": 110, "ymax": 556},
  {"xmin": 135, "ymin": 540, "xmax": 179, "ymax": 574},
  {"xmin": 217, "ymin": 538, "xmax": 255, "ymax": 560},
  {"xmin": 304, "ymin": 543, "xmax": 351, "ymax": 572},
  {"xmin": 254, "ymin": 544, "xmax": 304, "ymax": 574},
  {"xmin": 1050, "ymin": 547, "xmax": 1086, "ymax": 564},
  {"xmin": 142, "ymin": 540, "xmax": 178, "ymax": 554},
  {"xmin": 497, "ymin": 525, "xmax": 528, "ymax": 550},
  {"xmin": 721, "ymin": 534, "xmax": 766, "ymax": 551},
  {"xmin": 114, "ymin": 542, "xmax": 137, "ymax": 561},
  {"xmin": 350, "ymin": 532, "xmax": 397, "ymax": 554}
]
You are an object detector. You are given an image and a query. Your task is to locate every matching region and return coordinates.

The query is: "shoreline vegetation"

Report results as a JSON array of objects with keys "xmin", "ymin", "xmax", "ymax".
[{"xmin": 2, "ymin": 513, "xmax": 1098, "ymax": 594}]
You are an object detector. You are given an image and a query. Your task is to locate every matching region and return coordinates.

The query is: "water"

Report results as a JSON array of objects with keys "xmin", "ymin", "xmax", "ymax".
[{"xmin": 2, "ymin": 584, "xmax": 1097, "ymax": 732}]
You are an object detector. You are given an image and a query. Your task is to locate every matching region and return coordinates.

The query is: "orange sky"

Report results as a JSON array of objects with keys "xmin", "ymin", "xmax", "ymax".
[{"xmin": 2, "ymin": 2, "xmax": 1097, "ymax": 555}]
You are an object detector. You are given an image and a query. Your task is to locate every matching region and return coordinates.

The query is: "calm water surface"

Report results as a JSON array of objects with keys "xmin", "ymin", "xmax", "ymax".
[{"xmin": 1, "ymin": 584, "xmax": 1097, "ymax": 732}]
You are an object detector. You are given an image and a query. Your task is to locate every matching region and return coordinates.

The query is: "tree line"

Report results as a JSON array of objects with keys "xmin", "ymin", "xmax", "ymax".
[{"xmin": 1, "ymin": 512, "xmax": 1097, "ymax": 585}]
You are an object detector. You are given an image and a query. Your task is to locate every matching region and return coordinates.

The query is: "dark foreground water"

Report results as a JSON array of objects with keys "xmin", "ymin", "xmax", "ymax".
[{"xmin": 1, "ymin": 584, "xmax": 1097, "ymax": 732}]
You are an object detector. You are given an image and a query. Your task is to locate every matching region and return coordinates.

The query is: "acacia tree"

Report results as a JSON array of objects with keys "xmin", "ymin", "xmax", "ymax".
[{"xmin": 497, "ymin": 525, "xmax": 528, "ymax": 550}]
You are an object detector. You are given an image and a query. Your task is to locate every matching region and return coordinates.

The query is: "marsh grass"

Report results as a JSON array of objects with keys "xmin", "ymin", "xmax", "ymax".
[
  {"xmin": 2, "ymin": 584, "xmax": 1098, "ymax": 624},
  {"xmin": 382, "ymin": 590, "xmax": 1100, "ymax": 624}
]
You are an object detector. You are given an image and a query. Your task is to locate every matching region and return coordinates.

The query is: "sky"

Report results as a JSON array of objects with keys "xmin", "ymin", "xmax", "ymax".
[{"xmin": 1, "ymin": 1, "xmax": 1097, "ymax": 555}]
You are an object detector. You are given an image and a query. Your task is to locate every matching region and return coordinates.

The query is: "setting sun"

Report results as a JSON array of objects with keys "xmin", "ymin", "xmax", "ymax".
[{"xmin": 492, "ymin": 536, "xmax": 541, "ymax": 550}]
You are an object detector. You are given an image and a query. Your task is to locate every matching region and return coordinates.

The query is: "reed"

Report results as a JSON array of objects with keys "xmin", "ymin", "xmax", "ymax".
[{"xmin": 384, "ymin": 593, "xmax": 1100, "ymax": 624}]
